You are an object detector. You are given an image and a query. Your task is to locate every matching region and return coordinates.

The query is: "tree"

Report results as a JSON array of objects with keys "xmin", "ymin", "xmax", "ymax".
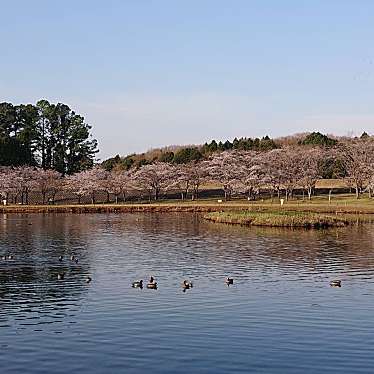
[
  {"xmin": 65, "ymin": 166, "xmax": 108, "ymax": 204},
  {"xmin": 271, "ymin": 148, "xmax": 303, "ymax": 200},
  {"xmin": 0, "ymin": 100, "xmax": 98, "ymax": 174},
  {"xmin": 158, "ymin": 151, "xmax": 174, "ymax": 163},
  {"xmin": 12, "ymin": 166, "xmax": 40, "ymax": 204},
  {"xmin": 339, "ymin": 139, "xmax": 374, "ymax": 198},
  {"xmin": 206, "ymin": 151, "xmax": 241, "ymax": 200},
  {"xmin": 301, "ymin": 132, "xmax": 337, "ymax": 147},
  {"xmin": 367, "ymin": 175, "xmax": 374, "ymax": 198},
  {"xmin": 171, "ymin": 162, "xmax": 207, "ymax": 200},
  {"xmin": 173, "ymin": 147, "xmax": 203, "ymax": 164},
  {"xmin": 0, "ymin": 167, "xmax": 16, "ymax": 202},
  {"xmin": 133, "ymin": 162, "xmax": 174, "ymax": 201},
  {"xmin": 170, "ymin": 164, "xmax": 191, "ymax": 200},
  {"xmin": 298, "ymin": 147, "xmax": 324, "ymax": 200},
  {"xmin": 105, "ymin": 169, "xmax": 134, "ymax": 203},
  {"xmin": 233, "ymin": 152, "xmax": 265, "ymax": 200},
  {"xmin": 0, "ymin": 102, "xmax": 37, "ymax": 166},
  {"xmin": 34, "ymin": 169, "xmax": 62, "ymax": 204}
]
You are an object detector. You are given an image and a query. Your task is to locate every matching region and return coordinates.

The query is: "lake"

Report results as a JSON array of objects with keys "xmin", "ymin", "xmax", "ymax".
[{"xmin": 1, "ymin": 213, "xmax": 374, "ymax": 373}]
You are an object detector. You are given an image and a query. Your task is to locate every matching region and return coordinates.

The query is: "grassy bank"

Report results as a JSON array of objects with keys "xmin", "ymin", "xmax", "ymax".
[
  {"xmin": 1, "ymin": 195, "xmax": 374, "ymax": 215},
  {"xmin": 204, "ymin": 211, "xmax": 366, "ymax": 228}
]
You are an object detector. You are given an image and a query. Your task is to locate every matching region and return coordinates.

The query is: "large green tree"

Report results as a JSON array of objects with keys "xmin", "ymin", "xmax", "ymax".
[{"xmin": 0, "ymin": 100, "xmax": 98, "ymax": 173}]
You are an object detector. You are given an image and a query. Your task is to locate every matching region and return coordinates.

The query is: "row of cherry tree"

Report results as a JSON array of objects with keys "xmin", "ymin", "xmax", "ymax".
[{"xmin": 1, "ymin": 139, "xmax": 374, "ymax": 204}]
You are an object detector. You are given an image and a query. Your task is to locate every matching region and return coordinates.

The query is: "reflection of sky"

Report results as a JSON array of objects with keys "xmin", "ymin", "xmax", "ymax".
[
  {"xmin": 1, "ymin": 214, "xmax": 374, "ymax": 373},
  {"xmin": 1, "ymin": 1, "xmax": 374, "ymax": 158}
]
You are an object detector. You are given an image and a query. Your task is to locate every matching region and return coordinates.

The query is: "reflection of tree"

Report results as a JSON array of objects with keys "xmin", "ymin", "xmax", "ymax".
[
  {"xmin": 201, "ymin": 218, "xmax": 374, "ymax": 279},
  {"xmin": 1, "ymin": 212, "xmax": 374, "ymax": 327},
  {"xmin": 118, "ymin": 213, "xmax": 374, "ymax": 281},
  {"xmin": 0, "ymin": 214, "xmax": 93, "ymax": 322}
]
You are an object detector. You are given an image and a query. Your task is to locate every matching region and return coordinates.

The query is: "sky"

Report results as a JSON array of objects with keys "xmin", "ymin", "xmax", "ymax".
[{"xmin": 1, "ymin": 0, "xmax": 374, "ymax": 159}]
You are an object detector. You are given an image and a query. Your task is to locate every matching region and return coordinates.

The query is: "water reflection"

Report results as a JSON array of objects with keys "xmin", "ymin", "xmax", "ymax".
[
  {"xmin": 0, "ymin": 214, "xmax": 93, "ymax": 329},
  {"xmin": 1, "ymin": 213, "xmax": 374, "ymax": 373}
]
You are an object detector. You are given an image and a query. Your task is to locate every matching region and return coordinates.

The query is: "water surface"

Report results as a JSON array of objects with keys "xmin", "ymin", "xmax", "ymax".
[{"xmin": 1, "ymin": 213, "xmax": 374, "ymax": 373}]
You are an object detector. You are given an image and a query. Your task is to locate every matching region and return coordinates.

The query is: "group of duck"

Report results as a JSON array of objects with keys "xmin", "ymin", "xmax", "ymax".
[
  {"xmin": 132, "ymin": 276, "xmax": 234, "ymax": 291},
  {"xmin": 1, "ymin": 254, "xmax": 342, "ymax": 289},
  {"xmin": 1, "ymin": 255, "xmax": 14, "ymax": 261},
  {"xmin": 57, "ymin": 255, "xmax": 92, "ymax": 284}
]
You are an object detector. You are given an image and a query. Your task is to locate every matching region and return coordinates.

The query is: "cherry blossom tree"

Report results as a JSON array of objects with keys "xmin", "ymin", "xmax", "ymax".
[
  {"xmin": 188, "ymin": 162, "xmax": 208, "ymax": 201},
  {"xmin": 133, "ymin": 162, "xmax": 174, "ymax": 201},
  {"xmin": 65, "ymin": 166, "xmax": 109, "ymax": 204},
  {"xmin": 297, "ymin": 147, "xmax": 324, "ymax": 200},
  {"xmin": 0, "ymin": 167, "xmax": 16, "ymax": 203},
  {"xmin": 275, "ymin": 148, "xmax": 304, "ymax": 200},
  {"xmin": 339, "ymin": 139, "xmax": 374, "ymax": 198},
  {"xmin": 34, "ymin": 169, "xmax": 62, "ymax": 204},
  {"xmin": 171, "ymin": 164, "xmax": 191, "ymax": 200},
  {"xmin": 232, "ymin": 152, "xmax": 265, "ymax": 200},
  {"xmin": 206, "ymin": 151, "xmax": 241, "ymax": 200},
  {"xmin": 11, "ymin": 166, "xmax": 40, "ymax": 204},
  {"xmin": 106, "ymin": 169, "xmax": 134, "ymax": 203}
]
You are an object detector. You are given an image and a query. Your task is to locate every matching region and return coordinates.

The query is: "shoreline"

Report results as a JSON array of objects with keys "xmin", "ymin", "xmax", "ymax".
[{"xmin": 1, "ymin": 201, "xmax": 374, "ymax": 215}]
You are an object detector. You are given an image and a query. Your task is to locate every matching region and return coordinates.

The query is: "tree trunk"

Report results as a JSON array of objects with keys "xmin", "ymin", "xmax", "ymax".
[
  {"xmin": 91, "ymin": 192, "xmax": 95, "ymax": 204},
  {"xmin": 307, "ymin": 187, "xmax": 312, "ymax": 200},
  {"xmin": 355, "ymin": 186, "xmax": 360, "ymax": 199}
]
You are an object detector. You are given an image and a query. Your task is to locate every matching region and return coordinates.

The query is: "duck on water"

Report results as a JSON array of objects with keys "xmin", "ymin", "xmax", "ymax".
[
  {"xmin": 147, "ymin": 276, "xmax": 157, "ymax": 289},
  {"xmin": 132, "ymin": 280, "xmax": 143, "ymax": 288}
]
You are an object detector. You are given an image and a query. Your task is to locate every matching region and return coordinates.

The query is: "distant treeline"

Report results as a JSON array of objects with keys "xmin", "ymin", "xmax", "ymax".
[
  {"xmin": 102, "ymin": 132, "xmax": 368, "ymax": 178},
  {"xmin": 103, "ymin": 136, "xmax": 278, "ymax": 171},
  {"xmin": 0, "ymin": 100, "xmax": 98, "ymax": 174}
]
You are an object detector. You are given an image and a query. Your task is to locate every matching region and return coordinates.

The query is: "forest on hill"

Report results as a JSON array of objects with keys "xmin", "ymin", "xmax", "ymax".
[{"xmin": 101, "ymin": 131, "xmax": 368, "ymax": 180}]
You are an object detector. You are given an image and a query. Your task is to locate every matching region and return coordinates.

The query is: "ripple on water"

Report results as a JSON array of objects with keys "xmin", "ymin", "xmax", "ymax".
[{"xmin": 1, "ymin": 213, "xmax": 374, "ymax": 373}]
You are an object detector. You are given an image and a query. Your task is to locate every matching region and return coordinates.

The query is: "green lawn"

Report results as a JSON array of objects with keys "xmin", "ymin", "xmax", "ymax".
[{"xmin": 1, "ymin": 193, "xmax": 374, "ymax": 214}]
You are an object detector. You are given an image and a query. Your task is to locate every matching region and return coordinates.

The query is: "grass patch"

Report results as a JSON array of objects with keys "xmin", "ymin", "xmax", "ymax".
[{"xmin": 204, "ymin": 210, "xmax": 361, "ymax": 228}]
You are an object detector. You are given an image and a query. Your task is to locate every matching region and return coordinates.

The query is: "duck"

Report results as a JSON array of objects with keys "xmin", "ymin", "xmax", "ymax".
[
  {"xmin": 70, "ymin": 255, "xmax": 75, "ymax": 261},
  {"xmin": 182, "ymin": 280, "xmax": 193, "ymax": 289},
  {"xmin": 330, "ymin": 279, "xmax": 341, "ymax": 287},
  {"xmin": 225, "ymin": 277, "xmax": 234, "ymax": 285},
  {"xmin": 147, "ymin": 276, "xmax": 157, "ymax": 289},
  {"xmin": 58, "ymin": 255, "xmax": 63, "ymax": 262},
  {"xmin": 74, "ymin": 258, "xmax": 79, "ymax": 264},
  {"xmin": 7, "ymin": 255, "xmax": 13, "ymax": 260},
  {"xmin": 86, "ymin": 276, "xmax": 92, "ymax": 284},
  {"xmin": 132, "ymin": 280, "xmax": 143, "ymax": 288},
  {"xmin": 1, "ymin": 256, "xmax": 6, "ymax": 260},
  {"xmin": 57, "ymin": 272, "xmax": 65, "ymax": 280},
  {"xmin": 147, "ymin": 282, "xmax": 158, "ymax": 289}
]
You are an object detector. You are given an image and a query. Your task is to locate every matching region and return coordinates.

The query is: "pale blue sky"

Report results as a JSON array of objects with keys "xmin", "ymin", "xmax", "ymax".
[{"xmin": 1, "ymin": 0, "xmax": 373, "ymax": 159}]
